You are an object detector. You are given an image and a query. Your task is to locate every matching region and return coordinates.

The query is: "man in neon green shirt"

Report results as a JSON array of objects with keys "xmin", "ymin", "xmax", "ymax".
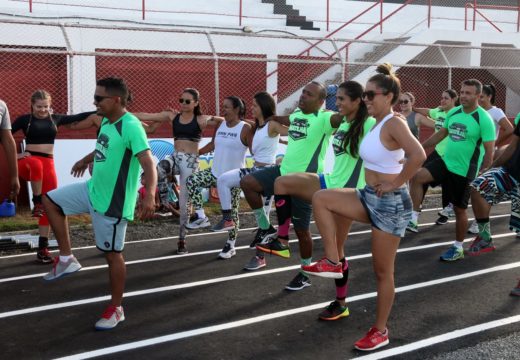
[
  {"xmin": 43, "ymin": 77, "xmax": 157, "ymax": 330},
  {"xmin": 409, "ymin": 79, "xmax": 495, "ymax": 261},
  {"xmin": 240, "ymin": 82, "xmax": 343, "ymax": 290}
]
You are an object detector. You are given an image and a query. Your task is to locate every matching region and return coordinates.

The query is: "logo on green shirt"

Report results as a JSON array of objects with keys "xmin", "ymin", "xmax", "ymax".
[
  {"xmin": 95, "ymin": 133, "xmax": 109, "ymax": 162},
  {"xmin": 288, "ymin": 118, "xmax": 309, "ymax": 140},
  {"xmin": 332, "ymin": 130, "xmax": 347, "ymax": 156},
  {"xmin": 449, "ymin": 123, "xmax": 468, "ymax": 142}
]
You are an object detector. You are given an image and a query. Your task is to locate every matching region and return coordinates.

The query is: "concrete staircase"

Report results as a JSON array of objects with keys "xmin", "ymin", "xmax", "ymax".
[{"xmin": 261, "ymin": 0, "xmax": 319, "ymax": 31}]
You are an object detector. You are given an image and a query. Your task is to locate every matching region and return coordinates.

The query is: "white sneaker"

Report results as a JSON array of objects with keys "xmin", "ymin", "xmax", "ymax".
[
  {"xmin": 95, "ymin": 305, "xmax": 125, "ymax": 330},
  {"xmin": 438, "ymin": 204, "xmax": 455, "ymax": 218},
  {"xmin": 218, "ymin": 243, "xmax": 236, "ymax": 259},
  {"xmin": 185, "ymin": 215, "xmax": 210, "ymax": 229},
  {"xmin": 43, "ymin": 256, "xmax": 82, "ymax": 281},
  {"xmin": 468, "ymin": 220, "xmax": 479, "ymax": 234}
]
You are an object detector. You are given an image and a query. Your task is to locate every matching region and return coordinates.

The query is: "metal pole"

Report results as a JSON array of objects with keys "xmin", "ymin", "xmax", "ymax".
[
  {"xmin": 29, "ymin": 0, "xmax": 32, "ymax": 12},
  {"xmin": 239, "ymin": 0, "xmax": 243, "ymax": 27},
  {"xmin": 428, "ymin": 0, "xmax": 431, "ymax": 28},
  {"xmin": 473, "ymin": 0, "xmax": 477, "ymax": 31},
  {"xmin": 142, "ymin": 0, "xmax": 145, "ymax": 20},
  {"xmin": 518, "ymin": 0, "xmax": 520, "ymax": 32},
  {"xmin": 380, "ymin": 0, "xmax": 383, "ymax": 33},
  {"xmin": 205, "ymin": 32, "xmax": 220, "ymax": 116},
  {"xmin": 448, "ymin": 67, "xmax": 452, "ymax": 90},
  {"xmin": 326, "ymin": 0, "xmax": 330, "ymax": 32}
]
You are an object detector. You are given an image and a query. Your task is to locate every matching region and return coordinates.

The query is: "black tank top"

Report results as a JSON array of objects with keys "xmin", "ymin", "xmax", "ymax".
[{"xmin": 172, "ymin": 113, "xmax": 201, "ymax": 142}]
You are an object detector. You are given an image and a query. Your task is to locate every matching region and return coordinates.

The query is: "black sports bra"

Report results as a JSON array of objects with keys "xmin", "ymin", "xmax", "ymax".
[{"xmin": 172, "ymin": 113, "xmax": 202, "ymax": 142}]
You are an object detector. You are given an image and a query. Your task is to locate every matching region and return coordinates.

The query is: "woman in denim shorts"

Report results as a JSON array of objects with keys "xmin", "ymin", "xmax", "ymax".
[{"xmin": 302, "ymin": 63, "xmax": 426, "ymax": 352}]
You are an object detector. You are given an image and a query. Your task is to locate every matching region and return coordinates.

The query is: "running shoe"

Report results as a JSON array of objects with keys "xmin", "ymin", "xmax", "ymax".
[
  {"xmin": 354, "ymin": 327, "xmax": 389, "ymax": 351},
  {"xmin": 43, "ymin": 256, "xmax": 82, "ymax": 281},
  {"xmin": 249, "ymin": 225, "xmax": 277, "ymax": 248},
  {"xmin": 256, "ymin": 238, "xmax": 290, "ymax": 258},
  {"xmin": 32, "ymin": 202, "xmax": 45, "ymax": 218},
  {"xmin": 302, "ymin": 258, "xmax": 343, "ymax": 279},
  {"xmin": 211, "ymin": 218, "xmax": 236, "ymax": 232},
  {"xmin": 185, "ymin": 215, "xmax": 210, "ymax": 229},
  {"xmin": 95, "ymin": 305, "xmax": 125, "ymax": 330},
  {"xmin": 285, "ymin": 272, "xmax": 311, "ymax": 291},
  {"xmin": 468, "ymin": 236, "xmax": 496, "ymax": 256},
  {"xmin": 177, "ymin": 240, "xmax": 188, "ymax": 255},
  {"xmin": 468, "ymin": 220, "xmax": 479, "ymax": 234},
  {"xmin": 510, "ymin": 280, "xmax": 520, "ymax": 297},
  {"xmin": 243, "ymin": 256, "xmax": 266, "ymax": 271},
  {"xmin": 435, "ymin": 215, "xmax": 449, "ymax": 225},
  {"xmin": 36, "ymin": 248, "xmax": 53, "ymax": 264},
  {"xmin": 440, "ymin": 245, "xmax": 464, "ymax": 262},
  {"xmin": 319, "ymin": 300, "xmax": 350, "ymax": 321},
  {"xmin": 406, "ymin": 220, "xmax": 418, "ymax": 233},
  {"xmin": 218, "ymin": 243, "xmax": 236, "ymax": 259},
  {"xmin": 438, "ymin": 204, "xmax": 455, "ymax": 218}
]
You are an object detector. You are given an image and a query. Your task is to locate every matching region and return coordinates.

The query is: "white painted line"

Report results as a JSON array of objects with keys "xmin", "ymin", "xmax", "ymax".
[
  {"xmin": 0, "ymin": 228, "xmax": 516, "ymax": 285},
  {"xmin": 53, "ymin": 261, "xmax": 520, "ymax": 360},
  {"xmin": 0, "ymin": 234, "xmax": 517, "ymax": 319},
  {"xmin": 356, "ymin": 314, "xmax": 520, "ymax": 360},
  {"xmin": 0, "ymin": 210, "xmax": 512, "ymax": 259}
]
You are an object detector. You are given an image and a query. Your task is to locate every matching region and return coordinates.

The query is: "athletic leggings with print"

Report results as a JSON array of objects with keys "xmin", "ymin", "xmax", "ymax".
[
  {"xmin": 157, "ymin": 151, "xmax": 199, "ymax": 240},
  {"xmin": 186, "ymin": 168, "xmax": 241, "ymax": 240}
]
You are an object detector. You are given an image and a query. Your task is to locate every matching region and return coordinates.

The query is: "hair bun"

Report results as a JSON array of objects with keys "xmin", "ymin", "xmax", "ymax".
[{"xmin": 376, "ymin": 63, "xmax": 393, "ymax": 76}]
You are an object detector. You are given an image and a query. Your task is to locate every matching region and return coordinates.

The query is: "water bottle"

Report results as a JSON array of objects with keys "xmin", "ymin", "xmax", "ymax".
[{"xmin": 0, "ymin": 199, "xmax": 16, "ymax": 217}]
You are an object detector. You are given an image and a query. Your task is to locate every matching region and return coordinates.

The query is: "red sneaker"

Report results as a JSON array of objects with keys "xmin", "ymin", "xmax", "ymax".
[
  {"xmin": 301, "ymin": 258, "xmax": 342, "ymax": 279},
  {"xmin": 354, "ymin": 327, "xmax": 389, "ymax": 351}
]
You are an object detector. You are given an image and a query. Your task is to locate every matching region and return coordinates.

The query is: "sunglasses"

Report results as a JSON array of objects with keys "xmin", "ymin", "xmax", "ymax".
[
  {"xmin": 362, "ymin": 91, "xmax": 386, "ymax": 101},
  {"xmin": 94, "ymin": 95, "xmax": 114, "ymax": 103},
  {"xmin": 179, "ymin": 98, "xmax": 192, "ymax": 105},
  {"xmin": 399, "ymin": 99, "xmax": 410, "ymax": 104}
]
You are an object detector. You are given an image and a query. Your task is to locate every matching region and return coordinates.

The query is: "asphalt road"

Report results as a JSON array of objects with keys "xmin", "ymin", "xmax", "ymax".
[{"xmin": 1, "ymin": 201, "xmax": 519, "ymax": 360}]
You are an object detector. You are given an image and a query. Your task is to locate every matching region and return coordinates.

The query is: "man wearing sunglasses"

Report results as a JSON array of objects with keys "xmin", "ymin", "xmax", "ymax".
[
  {"xmin": 42, "ymin": 77, "xmax": 157, "ymax": 330},
  {"xmin": 408, "ymin": 79, "xmax": 495, "ymax": 262}
]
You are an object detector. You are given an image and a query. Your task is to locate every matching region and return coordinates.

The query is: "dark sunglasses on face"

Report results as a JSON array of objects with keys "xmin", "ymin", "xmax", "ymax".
[
  {"xmin": 94, "ymin": 95, "xmax": 113, "ymax": 103},
  {"xmin": 399, "ymin": 99, "xmax": 409, "ymax": 104},
  {"xmin": 362, "ymin": 90, "xmax": 386, "ymax": 101},
  {"xmin": 179, "ymin": 98, "xmax": 192, "ymax": 105}
]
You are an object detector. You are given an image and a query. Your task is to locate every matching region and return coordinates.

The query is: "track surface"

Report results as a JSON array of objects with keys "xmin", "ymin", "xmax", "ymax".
[{"xmin": 1, "ymin": 202, "xmax": 520, "ymax": 360}]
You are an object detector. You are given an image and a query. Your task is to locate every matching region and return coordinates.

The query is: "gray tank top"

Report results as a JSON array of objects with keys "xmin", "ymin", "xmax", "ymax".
[{"xmin": 406, "ymin": 112, "xmax": 419, "ymax": 139}]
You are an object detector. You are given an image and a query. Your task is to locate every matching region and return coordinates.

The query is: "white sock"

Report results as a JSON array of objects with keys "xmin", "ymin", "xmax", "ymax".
[
  {"xmin": 411, "ymin": 211, "xmax": 420, "ymax": 222},
  {"xmin": 453, "ymin": 241, "xmax": 464, "ymax": 248},
  {"xmin": 227, "ymin": 239, "xmax": 236, "ymax": 248},
  {"xmin": 59, "ymin": 255, "xmax": 72, "ymax": 263},
  {"xmin": 195, "ymin": 209, "xmax": 206, "ymax": 219}
]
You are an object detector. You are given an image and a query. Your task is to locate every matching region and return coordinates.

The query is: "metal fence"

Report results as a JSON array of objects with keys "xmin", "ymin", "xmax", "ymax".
[{"xmin": 1, "ymin": 19, "xmax": 520, "ymax": 143}]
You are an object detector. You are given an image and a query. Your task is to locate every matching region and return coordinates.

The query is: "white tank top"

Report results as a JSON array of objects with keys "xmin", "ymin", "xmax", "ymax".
[
  {"xmin": 252, "ymin": 122, "xmax": 279, "ymax": 165},
  {"xmin": 211, "ymin": 120, "xmax": 248, "ymax": 177},
  {"xmin": 359, "ymin": 113, "xmax": 404, "ymax": 174}
]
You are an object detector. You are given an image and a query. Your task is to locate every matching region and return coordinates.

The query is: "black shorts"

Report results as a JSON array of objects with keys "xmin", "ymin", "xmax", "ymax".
[
  {"xmin": 249, "ymin": 165, "xmax": 312, "ymax": 230},
  {"xmin": 425, "ymin": 158, "xmax": 471, "ymax": 209},
  {"xmin": 423, "ymin": 150, "xmax": 442, "ymax": 187}
]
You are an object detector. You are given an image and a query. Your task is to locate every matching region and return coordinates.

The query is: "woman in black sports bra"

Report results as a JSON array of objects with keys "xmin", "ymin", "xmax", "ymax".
[
  {"xmin": 134, "ymin": 88, "xmax": 221, "ymax": 254},
  {"xmin": 11, "ymin": 89, "xmax": 98, "ymax": 264}
]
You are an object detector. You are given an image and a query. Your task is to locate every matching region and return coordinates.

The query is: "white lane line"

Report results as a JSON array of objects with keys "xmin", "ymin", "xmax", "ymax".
[
  {"xmin": 0, "ymin": 226, "xmax": 515, "ymax": 285},
  {"xmin": 0, "ymin": 232, "xmax": 516, "ymax": 318},
  {"xmin": 53, "ymin": 261, "xmax": 520, "ymax": 360},
  {"xmin": 356, "ymin": 314, "xmax": 520, "ymax": 360},
  {"xmin": 0, "ymin": 210, "xmax": 512, "ymax": 260}
]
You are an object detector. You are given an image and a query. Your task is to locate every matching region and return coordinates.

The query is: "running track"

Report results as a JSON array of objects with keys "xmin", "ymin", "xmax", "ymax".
[{"xmin": 1, "ymin": 202, "xmax": 519, "ymax": 359}]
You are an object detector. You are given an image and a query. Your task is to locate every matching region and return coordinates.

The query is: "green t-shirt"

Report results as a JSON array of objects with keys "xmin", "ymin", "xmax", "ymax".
[
  {"xmin": 324, "ymin": 116, "xmax": 376, "ymax": 189},
  {"xmin": 442, "ymin": 105, "xmax": 495, "ymax": 179},
  {"xmin": 514, "ymin": 112, "xmax": 520, "ymax": 126},
  {"xmin": 429, "ymin": 107, "xmax": 449, "ymax": 157},
  {"xmin": 88, "ymin": 112, "xmax": 150, "ymax": 220},
  {"xmin": 280, "ymin": 109, "xmax": 335, "ymax": 175}
]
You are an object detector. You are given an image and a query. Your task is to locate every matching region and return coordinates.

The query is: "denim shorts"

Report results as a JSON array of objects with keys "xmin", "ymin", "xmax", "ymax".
[
  {"xmin": 46, "ymin": 182, "xmax": 128, "ymax": 252},
  {"xmin": 356, "ymin": 185, "xmax": 412, "ymax": 237}
]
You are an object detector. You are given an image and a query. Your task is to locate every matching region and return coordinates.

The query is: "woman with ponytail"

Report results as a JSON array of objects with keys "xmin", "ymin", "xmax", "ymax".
[
  {"xmin": 303, "ymin": 64, "xmax": 426, "ymax": 351},
  {"xmin": 480, "ymin": 83, "xmax": 513, "ymax": 157}
]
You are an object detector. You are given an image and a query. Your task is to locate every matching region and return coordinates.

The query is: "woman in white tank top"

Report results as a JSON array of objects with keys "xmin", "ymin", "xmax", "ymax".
[
  {"xmin": 302, "ymin": 64, "xmax": 426, "ymax": 351},
  {"xmin": 213, "ymin": 92, "xmax": 288, "ymax": 260}
]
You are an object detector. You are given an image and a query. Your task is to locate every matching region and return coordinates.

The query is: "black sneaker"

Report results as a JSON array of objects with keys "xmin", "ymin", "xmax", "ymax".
[
  {"xmin": 319, "ymin": 300, "xmax": 350, "ymax": 321},
  {"xmin": 177, "ymin": 240, "xmax": 188, "ymax": 254},
  {"xmin": 435, "ymin": 215, "xmax": 449, "ymax": 225},
  {"xmin": 249, "ymin": 225, "xmax": 277, "ymax": 248},
  {"xmin": 36, "ymin": 248, "xmax": 53, "ymax": 264},
  {"xmin": 256, "ymin": 238, "xmax": 290, "ymax": 258},
  {"xmin": 285, "ymin": 272, "xmax": 311, "ymax": 291}
]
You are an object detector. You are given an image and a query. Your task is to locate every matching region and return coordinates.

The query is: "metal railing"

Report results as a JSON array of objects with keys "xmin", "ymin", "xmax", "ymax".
[{"xmin": 464, "ymin": 1, "xmax": 520, "ymax": 32}]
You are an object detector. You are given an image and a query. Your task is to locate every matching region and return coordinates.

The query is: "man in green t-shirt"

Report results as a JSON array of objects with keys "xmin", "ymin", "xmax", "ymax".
[
  {"xmin": 42, "ymin": 77, "xmax": 157, "ymax": 330},
  {"xmin": 408, "ymin": 79, "xmax": 495, "ymax": 262},
  {"xmin": 240, "ymin": 81, "xmax": 342, "ymax": 290}
]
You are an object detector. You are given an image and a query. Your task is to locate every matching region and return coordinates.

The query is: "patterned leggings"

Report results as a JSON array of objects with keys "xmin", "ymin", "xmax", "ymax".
[{"xmin": 186, "ymin": 168, "xmax": 241, "ymax": 240}]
